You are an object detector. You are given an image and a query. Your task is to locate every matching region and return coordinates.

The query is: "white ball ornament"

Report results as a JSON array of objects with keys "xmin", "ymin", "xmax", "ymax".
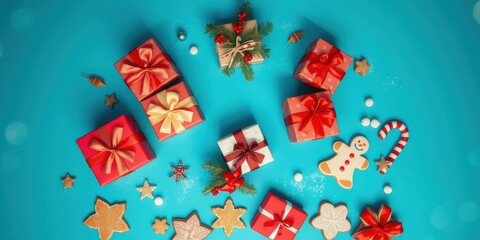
[
  {"xmin": 384, "ymin": 185, "xmax": 393, "ymax": 194},
  {"xmin": 154, "ymin": 196, "xmax": 164, "ymax": 206},
  {"xmin": 365, "ymin": 97, "xmax": 374, "ymax": 107},
  {"xmin": 361, "ymin": 118, "xmax": 371, "ymax": 127},
  {"xmin": 189, "ymin": 45, "xmax": 198, "ymax": 55},
  {"xmin": 294, "ymin": 172, "xmax": 303, "ymax": 182},
  {"xmin": 371, "ymin": 119, "xmax": 381, "ymax": 128}
]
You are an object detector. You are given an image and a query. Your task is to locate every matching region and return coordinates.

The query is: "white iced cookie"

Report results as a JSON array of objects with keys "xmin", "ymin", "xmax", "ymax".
[
  {"xmin": 310, "ymin": 201, "xmax": 351, "ymax": 239},
  {"xmin": 318, "ymin": 136, "xmax": 370, "ymax": 189}
]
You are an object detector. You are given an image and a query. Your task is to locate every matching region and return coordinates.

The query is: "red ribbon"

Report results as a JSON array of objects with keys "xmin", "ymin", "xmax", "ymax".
[
  {"xmin": 210, "ymin": 169, "xmax": 245, "ymax": 196},
  {"xmin": 285, "ymin": 95, "xmax": 336, "ymax": 138},
  {"xmin": 264, "ymin": 214, "xmax": 294, "ymax": 237},
  {"xmin": 224, "ymin": 130, "xmax": 267, "ymax": 173},
  {"xmin": 86, "ymin": 126, "xmax": 143, "ymax": 175},
  {"xmin": 353, "ymin": 205, "xmax": 403, "ymax": 240},
  {"xmin": 120, "ymin": 43, "xmax": 172, "ymax": 96},
  {"xmin": 303, "ymin": 46, "xmax": 345, "ymax": 87}
]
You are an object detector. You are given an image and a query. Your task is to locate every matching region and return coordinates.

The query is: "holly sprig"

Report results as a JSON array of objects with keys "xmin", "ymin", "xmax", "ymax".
[
  {"xmin": 204, "ymin": 2, "xmax": 273, "ymax": 80},
  {"xmin": 201, "ymin": 161, "xmax": 257, "ymax": 195}
]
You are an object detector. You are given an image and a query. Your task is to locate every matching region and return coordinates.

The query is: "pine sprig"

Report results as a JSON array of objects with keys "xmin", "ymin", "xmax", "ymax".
[
  {"xmin": 239, "ymin": 2, "xmax": 253, "ymax": 20},
  {"xmin": 258, "ymin": 22, "xmax": 273, "ymax": 36},
  {"xmin": 241, "ymin": 63, "xmax": 254, "ymax": 80},
  {"xmin": 201, "ymin": 161, "xmax": 257, "ymax": 195}
]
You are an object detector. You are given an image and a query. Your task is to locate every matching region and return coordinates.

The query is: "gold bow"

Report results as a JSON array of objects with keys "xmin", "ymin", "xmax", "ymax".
[
  {"xmin": 147, "ymin": 90, "xmax": 197, "ymax": 134},
  {"xmin": 88, "ymin": 126, "xmax": 137, "ymax": 175},
  {"xmin": 220, "ymin": 36, "xmax": 257, "ymax": 68}
]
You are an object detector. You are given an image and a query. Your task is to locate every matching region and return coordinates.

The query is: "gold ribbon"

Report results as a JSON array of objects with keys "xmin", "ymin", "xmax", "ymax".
[
  {"xmin": 220, "ymin": 36, "xmax": 257, "ymax": 68},
  {"xmin": 147, "ymin": 90, "xmax": 197, "ymax": 134},
  {"xmin": 87, "ymin": 126, "xmax": 137, "ymax": 175}
]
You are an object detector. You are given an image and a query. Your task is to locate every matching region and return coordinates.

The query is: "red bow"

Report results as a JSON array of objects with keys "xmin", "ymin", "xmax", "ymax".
[
  {"xmin": 264, "ymin": 213, "xmax": 294, "ymax": 237},
  {"xmin": 224, "ymin": 130, "xmax": 267, "ymax": 173},
  {"xmin": 210, "ymin": 169, "xmax": 245, "ymax": 196},
  {"xmin": 303, "ymin": 47, "xmax": 345, "ymax": 87},
  {"xmin": 120, "ymin": 43, "xmax": 171, "ymax": 96},
  {"xmin": 285, "ymin": 95, "xmax": 336, "ymax": 138},
  {"xmin": 353, "ymin": 205, "xmax": 403, "ymax": 240}
]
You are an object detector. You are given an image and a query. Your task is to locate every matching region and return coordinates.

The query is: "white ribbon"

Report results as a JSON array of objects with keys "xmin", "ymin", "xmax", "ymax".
[
  {"xmin": 259, "ymin": 201, "xmax": 299, "ymax": 239},
  {"xmin": 220, "ymin": 36, "xmax": 257, "ymax": 68}
]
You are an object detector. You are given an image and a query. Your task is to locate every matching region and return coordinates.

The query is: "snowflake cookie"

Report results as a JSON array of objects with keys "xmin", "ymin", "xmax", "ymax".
[{"xmin": 310, "ymin": 201, "xmax": 351, "ymax": 240}]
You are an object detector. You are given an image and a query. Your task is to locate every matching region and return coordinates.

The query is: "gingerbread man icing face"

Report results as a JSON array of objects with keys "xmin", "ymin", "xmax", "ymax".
[{"xmin": 318, "ymin": 135, "xmax": 370, "ymax": 189}]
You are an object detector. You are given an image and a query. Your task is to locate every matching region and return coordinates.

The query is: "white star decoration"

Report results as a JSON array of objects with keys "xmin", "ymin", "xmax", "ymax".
[{"xmin": 311, "ymin": 202, "xmax": 351, "ymax": 240}]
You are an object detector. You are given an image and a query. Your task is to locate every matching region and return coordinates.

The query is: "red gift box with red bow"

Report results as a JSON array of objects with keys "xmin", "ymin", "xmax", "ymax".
[
  {"xmin": 114, "ymin": 38, "xmax": 181, "ymax": 101},
  {"xmin": 352, "ymin": 204, "xmax": 404, "ymax": 240},
  {"xmin": 293, "ymin": 38, "xmax": 352, "ymax": 94},
  {"xmin": 251, "ymin": 192, "xmax": 307, "ymax": 240},
  {"xmin": 76, "ymin": 115, "xmax": 156, "ymax": 186},
  {"xmin": 282, "ymin": 91, "xmax": 339, "ymax": 142}
]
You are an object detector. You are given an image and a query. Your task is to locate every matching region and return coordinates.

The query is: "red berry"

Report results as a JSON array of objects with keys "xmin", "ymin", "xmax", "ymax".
[
  {"xmin": 237, "ymin": 13, "xmax": 243, "ymax": 18},
  {"xmin": 244, "ymin": 52, "xmax": 253, "ymax": 63},
  {"xmin": 241, "ymin": 19, "xmax": 247, "ymax": 24},
  {"xmin": 226, "ymin": 37, "xmax": 231, "ymax": 43}
]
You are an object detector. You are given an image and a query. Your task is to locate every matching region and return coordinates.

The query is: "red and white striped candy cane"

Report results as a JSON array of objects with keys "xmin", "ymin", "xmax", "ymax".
[{"xmin": 376, "ymin": 120, "xmax": 409, "ymax": 174}]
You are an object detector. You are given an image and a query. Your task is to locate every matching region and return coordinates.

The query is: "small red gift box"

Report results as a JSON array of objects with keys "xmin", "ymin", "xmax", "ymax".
[
  {"xmin": 114, "ymin": 38, "xmax": 181, "ymax": 101},
  {"xmin": 141, "ymin": 81, "xmax": 204, "ymax": 141},
  {"xmin": 282, "ymin": 91, "xmax": 339, "ymax": 143},
  {"xmin": 251, "ymin": 193, "xmax": 307, "ymax": 240},
  {"xmin": 76, "ymin": 115, "xmax": 156, "ymax": 186},
  {"xmin": 293, "ymin": 38, "xmax": 352, "ymax": 94},
  {"xmin": 352, "ymin": 204, "xmax": 403, "ymax": 240}
]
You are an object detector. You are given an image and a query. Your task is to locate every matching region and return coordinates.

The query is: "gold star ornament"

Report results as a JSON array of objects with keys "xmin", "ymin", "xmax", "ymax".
[
  {"xmin": 354, "ymin": 58, "xmax": 371, "ymax": 76},
  {"xmin": 105, "ymin": 94, "xmax": 118, "ymax": 109},
  {"xmin": 152, "ymin": 218, "xmax": 169, "ymax": 235},
  {"xmin": 211, "ymin": 198, "xmax": 246, "ymax": 237},
  {"xmin": 61, "ymin": 173, "xmax": 75, "ymax": 189},
  {"xmin": 136, "ymin": 180, "xmax": 156, "ymax": 200},
  {"xmin": 84, "ymin": 198, "xmax": 130, "ymax": 240}
]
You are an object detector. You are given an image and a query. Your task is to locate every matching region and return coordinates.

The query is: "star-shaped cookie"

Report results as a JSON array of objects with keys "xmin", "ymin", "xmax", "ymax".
[
  {"xmin": 172, "ymin": 211, "xmax": 212, "ymax": 240},
  {"xmin": 211, "ymin": 198, "xmax": 246, "ymax": 237},
  {"xmin": 375, "ymin": 155, "xmax": 392, "ymax": 173},
  {"xmin": 311, "ymin": 201, "xmax": 351, "ymax": 240},
  {"xmin": 136, "ymin": 180, "xmax": 156, "ymax": 200},
  {"xmin": 84, "ymin": 198, "xmax": 129, "ymax": 240},
  {"xmin": 170, "ymin": 161, "xmax": 189, "ymax": 182},
  {"xmin": 105, "ymin": 94, "xmax": 119, "ymax": 109},
  {"xmin": 354, "ymin": 59, "xmax": 371, "ymax": 76},
  {"xmin": 152, "ymin": 218, "xmax": 169, "ymax": 234},
  {"xmin": 61, "ymin": 173, "xmax": 75, "ymax": 189}
]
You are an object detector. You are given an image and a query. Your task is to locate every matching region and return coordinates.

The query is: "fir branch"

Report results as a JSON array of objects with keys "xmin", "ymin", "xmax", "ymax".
[
  {"xmin": 238, "ymin": 182, "xmax": 257, "ymax": 195},
  {"xmin": 257, "ymin": 21, "xmax": 273, "ymax": 37},
  {"xmin": 202, "ymin": 178, "xmax": 226, "ymax": 195},
  {"xmin": 205, "ymin": 24, "xmax": 224, "ymax": 38},
  {"xmin": 241, "ymin": 63, "xmax": 254, "ymax": 80},
  {"xmin": 239, "ymin": 1, "xmax": 254, "ymax": 20},
  {"xmin": 222, "ymin": 67, "xmax": 235, "ymax": 77},
  {"xmin": 202, "ymin": 162, "xmax": 227, "ymax": 176}
]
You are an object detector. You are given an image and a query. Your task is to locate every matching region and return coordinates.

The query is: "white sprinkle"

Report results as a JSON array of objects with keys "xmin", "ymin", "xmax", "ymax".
[
  {"xmin": 371, "ymin": 119, "xmax": 381, "ymax": 128},
  {"xmin": 384, "ymin": 185, "xmax": 393, "ymax": 194},
  {"xmin": 361, "ymin": 118, "xmax": 371, "ymax": 127},
  {"xmin": 294, "ymin": 172, "xmax": 303, "ymax": 182},
  {"xmin": 154, "ymin": 196, "xmax": 164, "ymax": 206},
  {"xmin": 189, "ymin": 45, "xmax": 198, "ymax": 55},
  {"xmin": 177, "ymin": 31, "xmax": 186, "ymax": 41},
  {"xmin": 365, "ymin": 97, "xmax": 374, "ymax": 107}
]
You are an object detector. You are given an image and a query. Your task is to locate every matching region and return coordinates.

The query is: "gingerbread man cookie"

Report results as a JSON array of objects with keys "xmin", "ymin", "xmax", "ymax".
[{"xmin": 318, "ymin": 136, "xmax": 369, "ymax": 189}]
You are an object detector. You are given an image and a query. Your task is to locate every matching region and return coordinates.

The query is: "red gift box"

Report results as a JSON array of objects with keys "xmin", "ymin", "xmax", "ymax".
[
  {"xmin": 251, "ymin": 193, "xmax": 307, "ymax": 240},
  {"xmin": 76, "ymin": 115, "xmax": 156, "ymax": 186},
  {"xmin": 282, "ymin": 91, "xmax": 339, "ymax": 143},
  {"xmin": 141, "ymin": 81, "xmax": 204, "ymax": 141},
  {"xmin": 114, "ymin": 38, "xmax": 181, "ymax": 101},
  {"xmin": 293, "ymin": 38, "xmax": 352, "ymax": 94},
  {"xmin": 352, "ymin": 204, "xmax": 403, "ymax": 240}
]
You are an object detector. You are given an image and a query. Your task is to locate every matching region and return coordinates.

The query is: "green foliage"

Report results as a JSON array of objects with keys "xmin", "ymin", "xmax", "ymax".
[
  {"xmin": 241, "ymin": 64, "xmax": 254, "ymax": 80},
  {"xmin": 201, "ymin": 161, "xmax": 257, "ymax": 196},
  {"xmin": 239, "ymin": 1, "xmax": 254, "ymax": 20},
  {"xmin": 258, "ymin": 22, "xmax": 273, "ymax": 36}
]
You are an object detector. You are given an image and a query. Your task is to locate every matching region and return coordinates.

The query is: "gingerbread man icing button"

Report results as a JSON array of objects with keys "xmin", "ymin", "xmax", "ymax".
[{"xmin": 318, "ymin": 135, "xmax": 370, "ymax": 189}]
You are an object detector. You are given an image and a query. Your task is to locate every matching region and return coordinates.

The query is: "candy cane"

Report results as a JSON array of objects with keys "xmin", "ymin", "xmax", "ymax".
[{"xmin": 376, "ymin": 120, "xmax": 409, "ymax": 174}]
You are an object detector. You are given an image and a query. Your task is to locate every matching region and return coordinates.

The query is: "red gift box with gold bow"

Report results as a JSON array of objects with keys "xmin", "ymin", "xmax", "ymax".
[
  {"xmin": 76, "ymin": 115, "xmax": 156, "ymax": 186},
  {"xmin": 114, "ymin": 38, "xmax": 181, "ymax": 101},
  {"xmin": 251, "ymin": 192, "xmax": 307, "ymax": 240},
  {"xmin": 293, "ymin": 38, "xmax": 352, "ymax": 94},
  {"xmin": 141, "ymin": 81, "xmax": 204, "ymax": 141},
  {"xmin": 282, "ymin": 91, "xmax": 339, "ymax": 143},
  {"xmin": 352, "ymin": 204, "xmax": 404, "ymax": 240}
]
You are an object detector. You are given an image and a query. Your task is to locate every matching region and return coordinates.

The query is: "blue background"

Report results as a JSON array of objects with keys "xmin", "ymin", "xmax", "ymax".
[{"xmin": 1, "ymin": 0, "xmax": 480, "ymax": 239}]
